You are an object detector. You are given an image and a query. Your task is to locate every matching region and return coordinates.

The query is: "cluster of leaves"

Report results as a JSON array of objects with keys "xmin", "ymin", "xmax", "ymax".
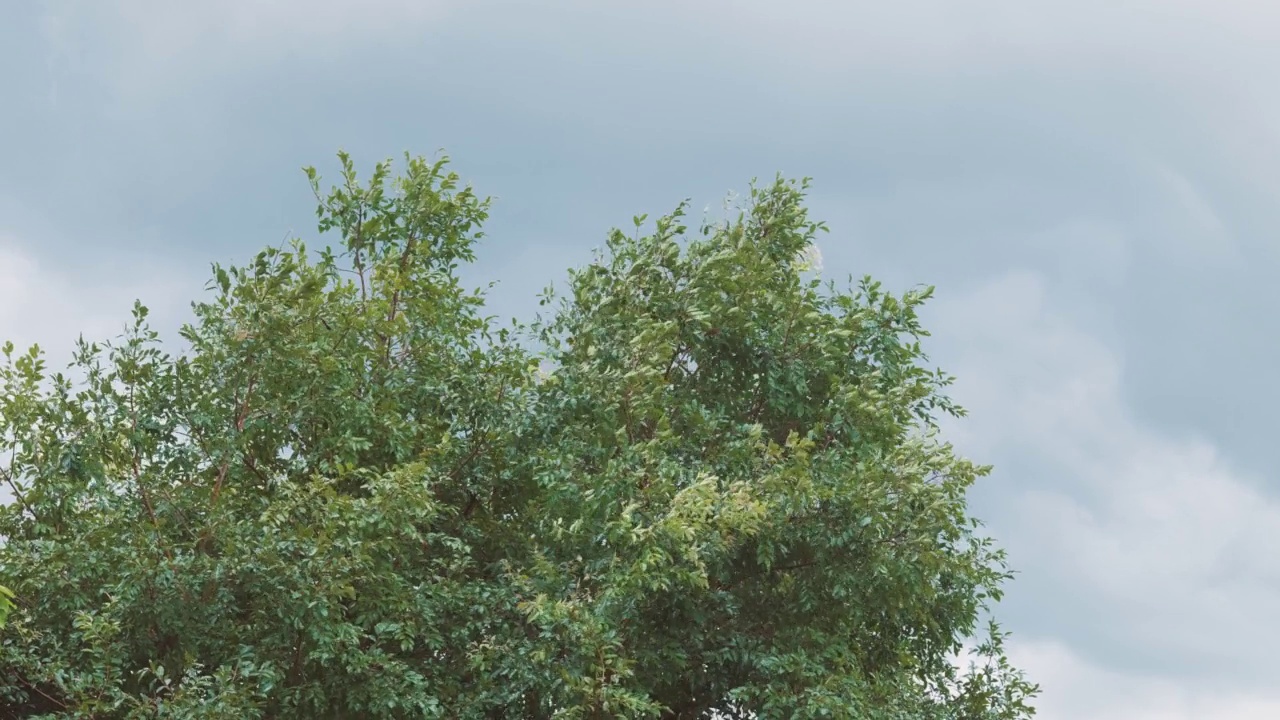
[
  {"xmin": 0, "ymin": 152, "xmax": 1037, "ymax": 718},
  {"xmin": 0, "ymin": 585, "xmax": 12, "ymax": 628}
]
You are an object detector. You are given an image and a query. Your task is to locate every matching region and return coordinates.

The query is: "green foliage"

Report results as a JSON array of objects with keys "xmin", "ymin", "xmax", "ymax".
[
  {"xmin": 0, "ymin": 585, "xmax": 13, "ymax": 629},
  {"xmin": 0, "ymin": 152, "xmax": 1037, "ymax": 718}
]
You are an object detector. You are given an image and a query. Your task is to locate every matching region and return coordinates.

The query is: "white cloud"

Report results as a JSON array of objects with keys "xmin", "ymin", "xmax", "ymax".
[
  {"xmin": 0, "ymin": 235, "xmax": 193, "ymax": 367},
  {"xmin": 1009, "ymin": 638, "xmax": 1280, "ymax": 720},
  {"xmin": 928, "ymin": 270, "xmax": 1280, "ymax": 709}
]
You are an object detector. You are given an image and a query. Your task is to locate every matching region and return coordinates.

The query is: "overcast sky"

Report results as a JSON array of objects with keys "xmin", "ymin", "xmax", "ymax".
[{"xmin": 4, "ymin": 1, "xmax": 1280, "ymax": 716}]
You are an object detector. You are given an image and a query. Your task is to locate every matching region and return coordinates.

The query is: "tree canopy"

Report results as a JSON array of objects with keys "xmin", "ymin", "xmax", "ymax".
[{"xmin": 0, "ymin": 152, "xmax": 1037, "ymax": 718}]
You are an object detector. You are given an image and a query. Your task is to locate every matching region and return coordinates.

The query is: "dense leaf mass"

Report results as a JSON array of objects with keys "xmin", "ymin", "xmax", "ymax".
[{"xmin": 0, "ymin": 154, "xmax": 1036, "ymax": 718}]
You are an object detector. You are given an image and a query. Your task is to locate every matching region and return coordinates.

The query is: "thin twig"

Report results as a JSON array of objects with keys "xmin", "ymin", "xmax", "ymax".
[
  {"xmin": 384, "ymin": 232, "xmax": 419, "ymax": 364},
  {"xmin": 0, "ymin": 464, "xmax": 38, "ymax": 523},
  {"xmin": 18, "ymin": 678, "xmax": 68, "ymax": 710},
  {"xmin": 353, "ymin": 207, "xmax": 369, "ymax": 304},
  {"xmin": 129, "ymin": 384, "xmax": 159, "ymax": 528},
  {"xmin": 446, "ymin": 381, "xmax": 507, "ymax": 483},
  {"xmin": 212, "ymin": 374, "xmax": 255, "ymax": 505}
]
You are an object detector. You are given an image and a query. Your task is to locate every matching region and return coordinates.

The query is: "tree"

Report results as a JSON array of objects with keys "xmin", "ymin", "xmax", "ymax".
[{"xmin": 0, "ymin": 152, "xmax": 1037, "ymax": 718}]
